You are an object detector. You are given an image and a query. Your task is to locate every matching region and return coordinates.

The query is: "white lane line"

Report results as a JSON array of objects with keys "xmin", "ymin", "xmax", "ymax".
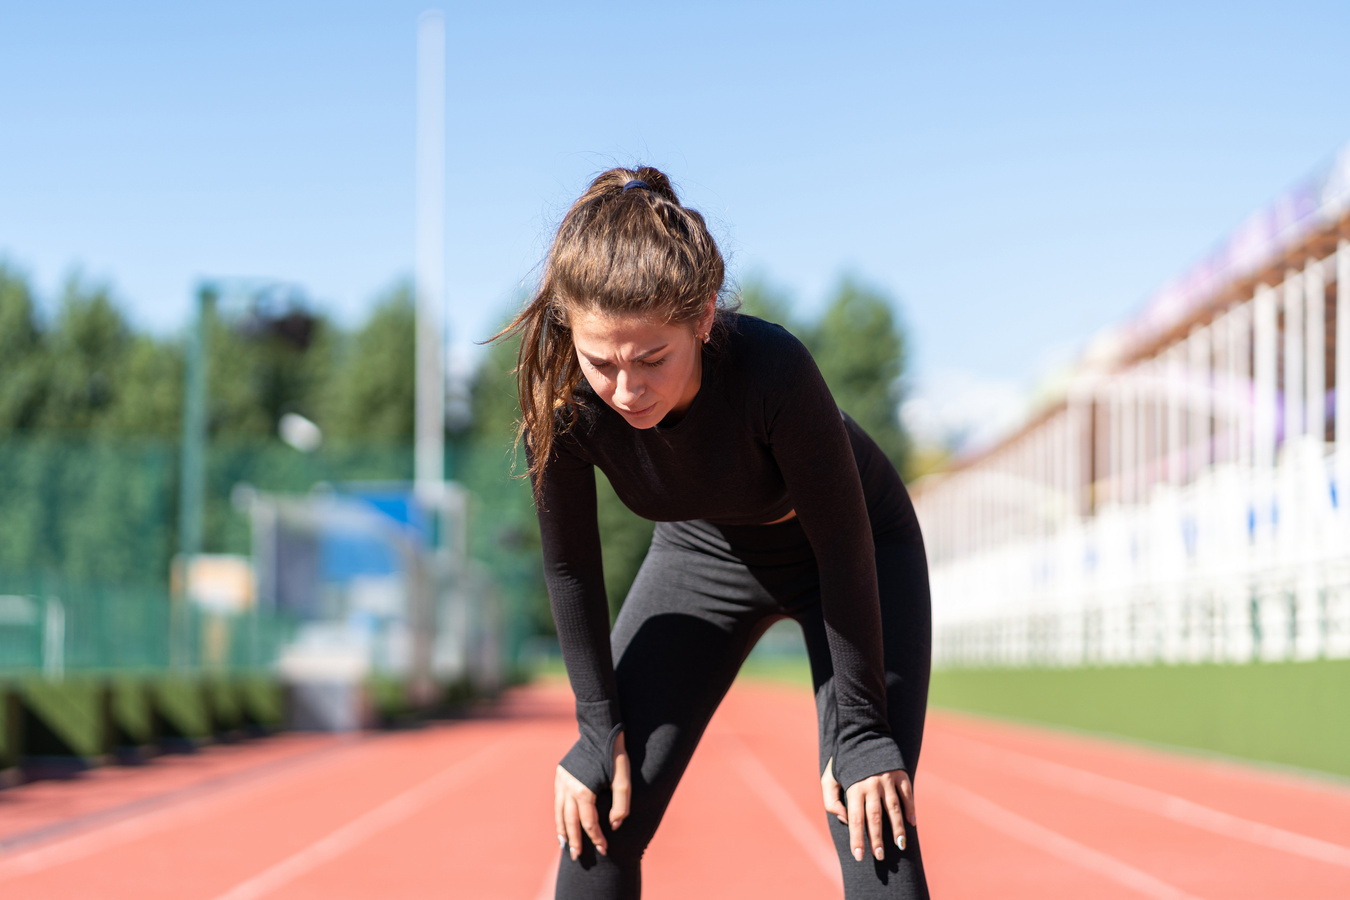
[
  {"xmin": 0, "ymin": 739, "xmax": 369, "ymax": 883},
  {"xmin": 210, "ymin": 744, "xmax": 498, "ymax": 900},
  {"xmin": 945, "ymin": 734, "xmax": 1350, "ymax": 869},
  {"xmin": 926, "ymin": 773, "xmax": 1205, "ymax": 900},
  {"xmin": 534, "ymin": 857, "xmax": 558, "ymax": 900},
  {"xmin": 726, "ymin": 735, "xmax": 843, "ymax": 891}
]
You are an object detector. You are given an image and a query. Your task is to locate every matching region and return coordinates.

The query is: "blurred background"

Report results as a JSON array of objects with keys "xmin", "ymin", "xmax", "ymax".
[{"xmin": 2, "ymin": 0, "xmax": 1349, "ymax": 781}]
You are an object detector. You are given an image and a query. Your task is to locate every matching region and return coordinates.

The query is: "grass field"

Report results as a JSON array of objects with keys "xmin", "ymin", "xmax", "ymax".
[{"xmin": 478, "ymin": 652, "xmax": 1350, "ymax": 781}]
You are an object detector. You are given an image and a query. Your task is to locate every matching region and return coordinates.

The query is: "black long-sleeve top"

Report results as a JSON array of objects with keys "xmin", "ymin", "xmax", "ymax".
[{"xmin": 534, "ymin": 314, "xmax": 918, "ymax": 794}]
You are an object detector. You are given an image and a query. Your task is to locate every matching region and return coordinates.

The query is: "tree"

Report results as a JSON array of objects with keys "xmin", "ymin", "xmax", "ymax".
[
  {"xmin": 735, "ymin": 275, "xmax": 796, "ymax": 327},
  {"xmin": 804, "ymin": 276, "xmax": 909, "ymax": 474},
  {"xmin": 321, "ymin": 282, "xmax": 415, "ymax": 442},
  {"xmin": 0, "ymin": 264, "xmax": 46, "ymax": 431},
  {"xmin": 37, "ymin": 274, "xmax": 133, "ymax": 432}
]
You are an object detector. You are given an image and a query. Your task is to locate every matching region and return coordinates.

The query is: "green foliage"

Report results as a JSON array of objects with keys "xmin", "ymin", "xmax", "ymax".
[
  {"xmin": 0, "ymin": 262, "xmax": 913, "ymax": 651},
  {"xmin": 737, "ymin": 274, "xmax": 911, "ymax": 474},
  {"xmin": 735, "ymin": 275, "xmax": 796, "ymax": 325},
  {"xmin": 459, "ymin": 331, "xmax": 550, "ymax": 635},
  {"xmin": 802, "ymin": 276, "xmax": 910, "ymax": 474},
  {"xmin": 595, "ymin": 474, "xmax": 654, "ymax": 623},
  {"xmin": 322, "ymin": 282, "xmax": 416, "ymax": 441}
]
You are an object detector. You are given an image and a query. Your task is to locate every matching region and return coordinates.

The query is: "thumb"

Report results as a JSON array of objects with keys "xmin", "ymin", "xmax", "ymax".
[
  {"xmin": 821, "ymin": 757, "xmax": 847, "ymax": 824},
  {"xmin": 610, "ymin": 733, "xmax": 631, "ymax": 829}
]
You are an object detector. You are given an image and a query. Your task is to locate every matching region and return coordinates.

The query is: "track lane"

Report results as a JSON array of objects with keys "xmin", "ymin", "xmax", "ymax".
[{"xmin": 3, "ymin": 681, "xmax": 1348, "ymax": 899}]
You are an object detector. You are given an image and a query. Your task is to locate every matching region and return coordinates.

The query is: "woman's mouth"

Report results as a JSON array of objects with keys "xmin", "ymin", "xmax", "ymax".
[{"xmin": 620, "ymin": 402, "xmax": 657, "ymax": 418}]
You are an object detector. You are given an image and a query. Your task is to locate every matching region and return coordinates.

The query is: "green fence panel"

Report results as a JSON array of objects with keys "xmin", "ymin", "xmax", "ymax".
[
  {"xmin": 109, "ymin": 676, "xmax": 154, "ymax": 746},
  {"xmin": 150, "ymin": 677, "xmax": 212, "ymax": 741},
  {"xmin": 18, "ymin": 677, "xmax": 107, "ymax": 758}
]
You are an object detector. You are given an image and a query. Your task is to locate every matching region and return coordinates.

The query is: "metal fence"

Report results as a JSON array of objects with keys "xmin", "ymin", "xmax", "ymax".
[{"xmin": 0, "ymin": 434, "xmax": 537, "ymax": 682}]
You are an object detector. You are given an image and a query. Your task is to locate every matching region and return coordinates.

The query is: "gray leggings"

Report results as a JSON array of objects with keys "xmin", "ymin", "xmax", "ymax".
[{"xmin": 555, "ymin": 516, "xmax": 932, "ymax": 899}]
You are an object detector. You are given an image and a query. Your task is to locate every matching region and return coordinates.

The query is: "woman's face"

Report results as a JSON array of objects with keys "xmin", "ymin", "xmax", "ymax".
[{"xmin": 570, "ymin": 304, "xmax": 714, "ymax": 429}]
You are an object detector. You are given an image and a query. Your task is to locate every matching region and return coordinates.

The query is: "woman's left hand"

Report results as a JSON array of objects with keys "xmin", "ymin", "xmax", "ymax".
[{"xmin": 821, "ymin": 757, "xmax": 916, "ymax": 861}]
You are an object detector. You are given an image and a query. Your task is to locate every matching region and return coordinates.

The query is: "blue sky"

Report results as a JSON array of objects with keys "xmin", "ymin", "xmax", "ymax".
[{"xmin": 3, "ymin": 2, "xmax": 1349, "ymax": 446}]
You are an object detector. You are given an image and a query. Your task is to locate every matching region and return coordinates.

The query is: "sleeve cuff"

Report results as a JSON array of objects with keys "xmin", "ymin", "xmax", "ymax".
[
  {"xmin": 559, "ymin": 697, "xmax": 624, "ymax": 794},
  {"xmin": 832, "ymin": 708, "xmax": 906, "ymax": 792}
]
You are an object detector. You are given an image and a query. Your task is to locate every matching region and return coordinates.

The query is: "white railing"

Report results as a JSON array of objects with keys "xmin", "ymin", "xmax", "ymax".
[{"xmin": 926, "ymin": 439, "xmax": 1350, "ymax": 668}]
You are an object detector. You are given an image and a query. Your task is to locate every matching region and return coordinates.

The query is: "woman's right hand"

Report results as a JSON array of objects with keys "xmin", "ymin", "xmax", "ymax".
[{"xmin": 555, "ymin": 731, "xmax": 631, "ymax": 859}]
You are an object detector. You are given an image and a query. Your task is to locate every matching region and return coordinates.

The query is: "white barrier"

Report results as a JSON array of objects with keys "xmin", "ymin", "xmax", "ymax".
[{"xmin": 917, "ymin": 242, "xmax": 1350, "ymax": 669}]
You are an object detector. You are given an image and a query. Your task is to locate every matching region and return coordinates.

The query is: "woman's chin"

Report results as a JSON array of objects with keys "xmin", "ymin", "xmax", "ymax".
[{"xmin": 615, "ymin": 401, "xmax": 661, "ymax": 427}]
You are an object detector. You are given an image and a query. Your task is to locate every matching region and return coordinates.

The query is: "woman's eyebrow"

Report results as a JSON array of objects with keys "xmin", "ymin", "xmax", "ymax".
[
  {"xmin": 632, "ymin": 344, "xmax": 668, "ymax": 361},
  {"xmin": 581, "ymin": 344, "xmax": 668, "ymax": 364}
]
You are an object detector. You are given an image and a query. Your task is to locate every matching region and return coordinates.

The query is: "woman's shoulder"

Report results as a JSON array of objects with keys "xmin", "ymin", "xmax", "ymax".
[{"xmin": 719, "ymin": 313, "xmax": 815, "ymax": 379}]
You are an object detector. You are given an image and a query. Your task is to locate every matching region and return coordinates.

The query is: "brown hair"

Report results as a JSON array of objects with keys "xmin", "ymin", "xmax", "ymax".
[{"xmin": 496, "ymin": 166, "xmax": 728, "ymax": 495}]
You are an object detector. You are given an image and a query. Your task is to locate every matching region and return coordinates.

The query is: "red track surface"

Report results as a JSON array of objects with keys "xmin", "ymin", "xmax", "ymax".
[{"xmin": 1, "ymin": 679, "xmax": 1347, "ymax": 899}]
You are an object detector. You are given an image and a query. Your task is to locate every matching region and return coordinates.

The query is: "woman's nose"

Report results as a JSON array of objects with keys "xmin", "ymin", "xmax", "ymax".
[{"xmin": 614, "ymin": 369, "xmax": 644, "ymax": 405}]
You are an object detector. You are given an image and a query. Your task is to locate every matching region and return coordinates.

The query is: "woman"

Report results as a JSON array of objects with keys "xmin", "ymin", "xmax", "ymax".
[{"xmin": 501, "ymin": 166, "xmax": 932, "ymax": 899}]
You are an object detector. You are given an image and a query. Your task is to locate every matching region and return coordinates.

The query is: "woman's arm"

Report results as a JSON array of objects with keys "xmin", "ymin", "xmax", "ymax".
[
  {"xmin": 532, "ymin": 437, "xmax": 633, "ymax": 856},
  {"xmin": 534, "ymin": 438, "xmax": 626, "ymax": 794},
  {"xmin": 761, "ymin": 332, "xmax": 904, "ymax": 785},
  {"xmin": 758, "ymin": 328, "xmax": 912, "ymax": 858}
]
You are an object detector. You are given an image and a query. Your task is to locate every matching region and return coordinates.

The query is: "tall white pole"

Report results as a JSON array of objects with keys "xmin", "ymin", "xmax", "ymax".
[
  {"xmin": 415, "ymin": 11, "xmax": 447, "ymax": 504},
  {"xmin": 1338, "ymin": 243, "xmax": 1350, "ymax": 515},
  {"xmin": 1190, "ymin": 327, "xmax": 1211, "ymax": 476},
  {"xmin": 1233, "ymin": 302, "xmax": 1252, "ymax": 467},
  {"xmin": 1283, "ymin": 270, "xmax": 1305, "ymax": 442},
  {"xmin": 1254, "ymin": 285, "xmax": 1278, "ymax": 471},
  {"xmin": 1167, "ymin": 345, "xmax": 1184, "ymax": 485},
  {"xmin": 1306, "ymin": 257, "xmax": 1326, "ymax": 444}
]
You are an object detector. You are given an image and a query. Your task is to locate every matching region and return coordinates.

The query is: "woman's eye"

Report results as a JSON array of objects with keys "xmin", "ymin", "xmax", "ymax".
[{"xmin": 642, "ymin": 358, "xmax": 665, "ymax": 369}]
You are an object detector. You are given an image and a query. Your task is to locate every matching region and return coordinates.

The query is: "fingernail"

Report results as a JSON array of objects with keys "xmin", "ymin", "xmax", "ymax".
[
  {"xmin": 898, "ymin": 833, "xmax": 907, "ymax": 851},
  {"xmin": 570, "ymin": 846, "xmax": 578, "ymax": 861},
  {"xmin": 852, "ymin": 847, "xmax": 863, "ymax": 862},
  {"xmin": 874, "ymin": 846, "xmax": 884, "ymax": 860},
  {"xmin": 558, "ymin": 835, "xmax": 567, "ymax": 849},
  {"xmin": 837, "ymin": 815, "xmax": 847, "ymax": 824},
  {"xmin": 597, "ymin": 844, "xmax": 607, "ymax": 856}
]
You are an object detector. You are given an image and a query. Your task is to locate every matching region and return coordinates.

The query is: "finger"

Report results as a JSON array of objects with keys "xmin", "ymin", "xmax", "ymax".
[
  {"xmin": 883, "ymin": 775, "xmax": 906, "ymax": 852},
  {"xmin": 899, "ymin": 773, "xmax": 917, "ymax": 827},
  {"xmin": 577, "ymin": 791, "xmax": 607, "ymax": 856},
  {"xmin": 821, "ymin": 777, "xmax": 847, "ymax": 823},
  {"xmin": 821, "ymin": 759, "xmax": 847, "ymax": 824},
  {"xmin": 564, "ymin": 795, "xmax": 584, "ymax": 861},
  {"xmin": 554, "ymin": 777, "xmax": 567, "ymax": 850},
  {"xmin": 847, "ymin": 784, "xmax": 866, "ymax": 862},
  {"xmin": 866, "ymin": 787, "xmax": 886, "ymax": 860},
  {"xmin": 563, "ymin": 794, "xmax": 583, "ymax": 861},
  {"xmin": 611, "ymin": 752, "xmax": 632, "ymax": 830}
]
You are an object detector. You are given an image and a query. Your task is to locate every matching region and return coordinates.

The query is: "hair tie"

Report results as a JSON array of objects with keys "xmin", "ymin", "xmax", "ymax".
[{"xmin": 622, "ymin": 179, "xmax": 650, "ymax": 193}]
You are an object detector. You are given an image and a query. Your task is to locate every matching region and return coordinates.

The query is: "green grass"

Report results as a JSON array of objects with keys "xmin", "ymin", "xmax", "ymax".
[
  {"xmin": 736, "ymin": 655, "xmax": 813, "ymax": 687},
  {"xmin": 527, "ymin": 653, "xmax": 815, "ymax": 688},
  {"xmin": 930, "ymin": 658, "xmax": 1350, "ymax": 779}
]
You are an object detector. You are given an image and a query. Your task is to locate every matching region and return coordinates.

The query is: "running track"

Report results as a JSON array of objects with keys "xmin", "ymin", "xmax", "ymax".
[{"xmin": 1, "ymin": 679, "xmax": 1347, "ymax": 899}]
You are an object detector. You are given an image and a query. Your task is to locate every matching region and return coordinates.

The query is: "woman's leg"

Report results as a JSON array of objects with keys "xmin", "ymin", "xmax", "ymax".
[
  {"xmin": 554, "ymin": 530, "xmax": 779, "ymax": 900},
  {"xmin": 796, "ymin": 535, "xmax": 933, "ymax": 899}
]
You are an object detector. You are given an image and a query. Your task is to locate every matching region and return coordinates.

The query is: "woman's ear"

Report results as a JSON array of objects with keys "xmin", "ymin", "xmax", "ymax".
[{"xmin": 698, "ymin": 296, "xmax": 717, "ymax": 335}]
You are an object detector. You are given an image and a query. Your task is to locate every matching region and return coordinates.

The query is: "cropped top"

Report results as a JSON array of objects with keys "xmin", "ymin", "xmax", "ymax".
[{"xmin": 533, "ymin": 314, "xmax": 921, "ymax": 794}]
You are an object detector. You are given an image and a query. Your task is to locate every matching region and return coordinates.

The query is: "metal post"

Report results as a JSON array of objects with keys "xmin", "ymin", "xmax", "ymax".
[
  {"xmin": 1254, "ymin": 285, "xmax": 1278, "ymax": 472},
  {"xmin": 1305, "ymin": 258, "xmax": 1326, "ymax": 444},
  {"xmin": 1190, "ymin": 327, "xmax": 1211, "ymax": 476},
  {"xmin": 1338, "ymin": 243, "xmax": 1350, "ymax": 514},
  {"xmin": 1167, "ymin": 344, "xmax": 1184, "ymax": 485},
  {"xmin": 177, "ymin": 284, "xmax": 215, "ymax": 669},
  {"xmin": 415, "ymin": 11, "xmax": 447, "ymax": 508},
  {"xmin": 1284, "ymin": 269, "xmax": 1305, "ymax": 441}
]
